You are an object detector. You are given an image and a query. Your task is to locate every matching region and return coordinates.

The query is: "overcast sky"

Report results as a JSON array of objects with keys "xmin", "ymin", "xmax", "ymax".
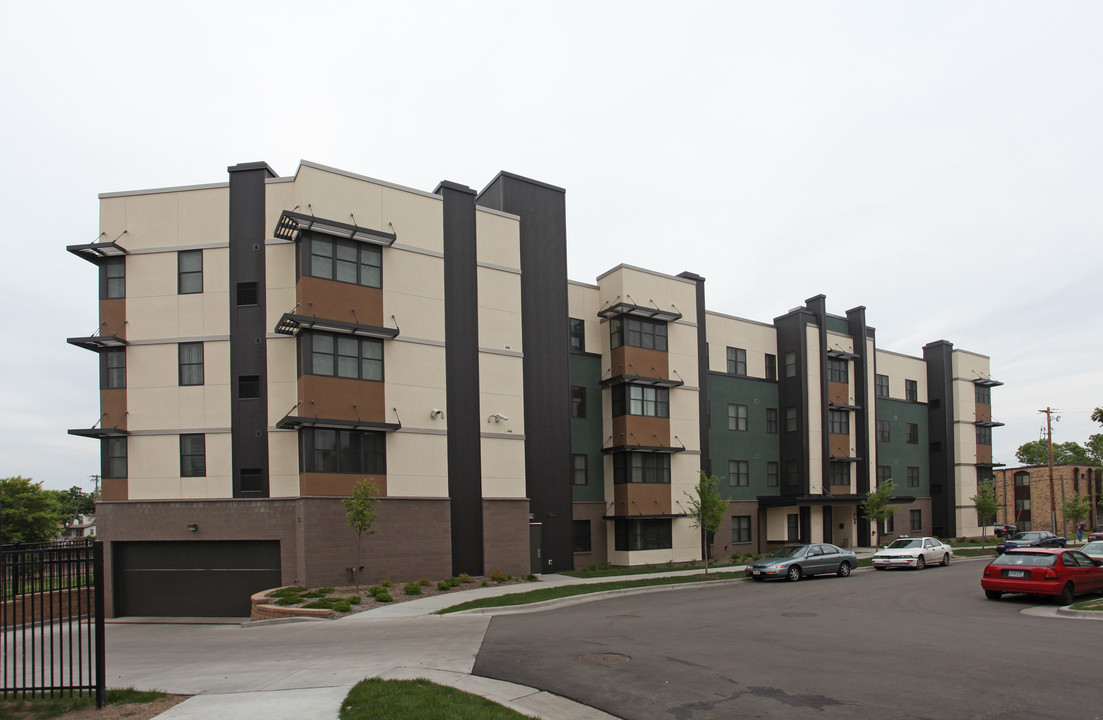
[{"xmin": 3, "ymin": 2, "xmax": 1100, "ymax": 492}]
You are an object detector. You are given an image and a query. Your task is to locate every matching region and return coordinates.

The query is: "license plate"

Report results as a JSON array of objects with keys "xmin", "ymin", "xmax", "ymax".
[
  {"xmin": 1008, "ymin": 570, "xmax": 1026, "ymax": 578},
  {"xmin": 753, "ymin": 570, "xmax": 762, "ymax": 576}
]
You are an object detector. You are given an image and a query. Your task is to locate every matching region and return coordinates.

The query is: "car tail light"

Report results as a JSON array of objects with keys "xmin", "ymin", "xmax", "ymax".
[
  {"xmin": 1044, "ymin": 568, "xmax": 1058, "ymax": 580},
  {"xmin": 983, "ymin": 567, "xmax": 991, "ymax": 577}
]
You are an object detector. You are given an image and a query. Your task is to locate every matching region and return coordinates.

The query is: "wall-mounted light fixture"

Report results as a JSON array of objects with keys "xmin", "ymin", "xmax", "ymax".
[
  {"xmin": 487, "ymin": 413, "xmax": 509, "ymax": 423},
  {"xmin": 186, "ymin": 524, "xmax": 198, "ymax": 532},
  {"xmin": 430, "ymin": 408, "xmax": 445, "ymax": 419}
]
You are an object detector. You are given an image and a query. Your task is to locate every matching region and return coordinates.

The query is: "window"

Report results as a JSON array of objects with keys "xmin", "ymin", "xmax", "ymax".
[
  {"xmin": 613, "ymin": 453, "xmax": 671, "ymax": 484},
  {"xmin": 239, "ymin": 469, "xmax": 263, "ymax": 494},
  {"xmin": 767, "ymin": 462, "xmax": 779, "ymax": 487},
  {"xmin": 572, "ymin": 454, "xmax": 588, "ymax": 485},
  {"xmin": 975, "ymin": 384, "xmax": 990, "ymax": 405},
  {"xmin": 609, "ymin": 316, "xmax": 667, "ymax": 351},
  {"xmin": 976, "ymin": 425, "xmax": 992, "ymax": 446},
  {"xmin": 239, "ymin": 375, "xmax": 260, "ymax": 399},
  {"xmin": 905, "ymin": 379, "xmax": 917, "ymax": 402},
  {"xmin": 828, "ymin": 409, "xmax": 849, "ymax": 435},
  {"xmin": 102, "ymin": 257, "xmax": 125, "ymax": 299},
  {"xmin": 178, "ymin": 250, "xmax": 203, "ymax": 294},
  {"xmin": 785, "ymin": 407, "xmax": 797, "ymax": 432},
  {"xmin": 828, "ymin": 358, "xmax": 848, "ymax": 383},
  {"xmin": 784, "ymin": 352, "xmax": 796, "ymax": 378},
  {"xmin": 302, "ymin": 428, "xmax": 386, "ymax": 474},
  {"xmin": 766, "ymin": 408, "xmax": 778, "ymax": 434},
  {"xmin": 1014, "ymin": 471, "xmax": 1030, "ymax": 487},
  {"xmin": 906, "ymin": 423, "xmax": 919, "ymax": 444},
  {"xmin": 308, "ymin": 236, "xmax": 382, "ymax": 288},
  {"xmin": 907, "ymin": 466, "xmax": 919, "ymax": 488},
  {"xmin": 237, "ymin": 282, "xmax": 258, "ymax": 306},
  {"xmin": 785, "ymin": 460, "xmax": 799, "ymax": 488},
  {"xmin": 727, "ymin": 347, "xmax": 746, "ymax": 375},
  {"xmin": 568, "ymin": 318, "xmax": 585, "ymax": 352},
  {"xmin": 787, "ymin": 514, "xmax": 799, "ymax": 542},
  {"xmin": 102, "ymin": 437, "xmax": 126, "ymax": 478},
  {"xmin": 180, "ymin": 434, "xmax": 206, "ymax": 477},
  {"xmin": 876, "ymin": 420, "xmax": 890, "ymax": 442},
  {"xmin": 875, "ymin": 374, "xmax": 889, "ymax": 398},
  {"xmin": 910, "ymin": 510, "xmax": 922, "ymax": 532},
  {"xmin": 877, "ymin": 465, "xmax": 892, "ymax": 487},
  {"xmin": 829, "ymin": 463, "xmax": 849, "ymax": 486},
  {"xmin": 612, "ymin": 384, "xmax": 669, "ymax": 418},
  {"xmin": 728, "ymin": 460, "xmax": 749, "ymax": 487},
  {"xmin": 727, "ymin": 404, "xmax": 748, "ymax": 431},
  {"xmin": 308, "ymin": 333, "xmax": 383, "ymax": 382},
  {"xmin": 570, "ymin": 386, "xmax": 587, "ymax": 419},
  {"xmin": 573, "ymin": 520, "xmax": 591, "ymax": 552},
  {"xmin": 885, "ymin": 514, "xmax": 895, "ymax": 533},
  {"xmin": 732, "ymin": 516, "xmax": 751, "ymax": 543},
  {"xmin": 179, "ymin": 342, "xmax": 204, "ymax": 386},
  {"xmin": 765, "ymin": 354, "xmax": 777, "ymax": 381},
  {"xmin": 615, "ymin": 518, "xmax": 672, "ymax": 551},
  {"xmin": 102, "ymin": 347, "xmax": 125, "ymax": 389}
]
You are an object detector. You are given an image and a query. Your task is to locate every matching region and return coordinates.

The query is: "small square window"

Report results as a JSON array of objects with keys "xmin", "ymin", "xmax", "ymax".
[
  {"xmin": 767, "ymin": 462, "xmax": 779, "ymax": 487},
  {"xmin": 569, "ymin": 318, "xmax": 585, "ymax": 352},
  {"xmin": 179, "ymin": 342, "xmax": 204, "ymax": 386},
  {"xmin": 732, "ymin": 516, "xmax": 751, "ymax": 543},
  {"xmin": 102, "ymin": 257, "xmax": 125, "ymax": 300},
  {"xmin": 905, "ymin": 379, "xmax": 918, "ymax": 402},
  {"xmin": 239, "ymin": 469, "xmax": 264, "ymax": 495},
  {"xmin": 828, "ymin": 358, "xmax": 848, "ymax": 384},
  {"xmin": 102, "ymin": 347, "xmax": 126, "ymax": 390},
  {"xmin": 237, "ymin": 282, "xmax": 258, "ymax": 306},
  {"xmin": 785, "ymin": 407, "xmax": 797, "ymax": 432},
  {"xmin": 180, "ymin": 434, "xmax": 206, "ymax": 477},
  {"xmin": 239, "ymin": 375, "xmax": 260, "ymax": 399},
  {"xmin": 728, "ymin": 404, "xmax": 748, "ymax": 432},
  {"xmin": 784, "ymin": 352, "xmax": 796, "ymax": 378},
  {"xmin": 907, "ymin": 466, "xmax": 919, "ymax": 487},
  {"xmin": 877, "ymin": 465, "xmax": 892, "ymax": 487},
  {"xmin": 573, "ymin": 520, "xmax": 591, "ymax": 552},
  {"xmin": 910, "ymin": 509, "xmax": 922, "ymax": 532},
  {"xmin": 875, "ymin": 374, "xmax": 889, "ymax": 398},
  {"xmin": 877, "ymin": 420, "xmax": 890, "ymax": 443},
  {"xmin": 728, "ymin": 460, "xmax": 749, "ymax": 487},
  {"xmin": 726, "ymin": 347, "xmax": 746, "ymax": 375}
]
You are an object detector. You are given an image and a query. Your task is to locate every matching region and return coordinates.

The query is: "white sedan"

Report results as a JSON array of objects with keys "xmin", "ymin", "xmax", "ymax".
[{"xmin": 872, "ymin": 536, "xmax": 953, "ymax": 570}]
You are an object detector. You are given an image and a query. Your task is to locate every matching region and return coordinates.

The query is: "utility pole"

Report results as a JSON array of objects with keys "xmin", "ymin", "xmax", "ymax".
[{"xmin": 1039, "ymin": 408, "xmax": 1058, "ymax": 535}]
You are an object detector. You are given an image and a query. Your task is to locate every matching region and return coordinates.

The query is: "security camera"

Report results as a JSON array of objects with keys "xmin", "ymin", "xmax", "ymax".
[{"xmin": 488, "ymin": 413, "xmax": 509, "ymax": 423}]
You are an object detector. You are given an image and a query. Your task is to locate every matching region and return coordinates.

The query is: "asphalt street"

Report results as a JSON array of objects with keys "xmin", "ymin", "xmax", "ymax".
[{"xmin": 473, "ymin": 559, "xmax": 1103, "ymax": 720}]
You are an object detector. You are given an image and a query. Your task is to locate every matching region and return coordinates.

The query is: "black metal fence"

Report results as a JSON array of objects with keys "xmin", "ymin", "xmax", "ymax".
[{"xmin": 1, "ymin": 539, "xmax": 105, "ymax": 707}]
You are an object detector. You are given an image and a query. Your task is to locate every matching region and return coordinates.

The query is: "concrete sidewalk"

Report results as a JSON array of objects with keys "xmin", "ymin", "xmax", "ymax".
[{"xmin": 127, "ymin": 556, "xmax": 884, "ymax": 719}]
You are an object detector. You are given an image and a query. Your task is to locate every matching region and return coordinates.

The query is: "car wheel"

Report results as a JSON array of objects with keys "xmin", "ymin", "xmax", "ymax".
[
  {"xmin": 916, "ymin": 556, "xmax": 926, "ymax": 570},
  {"xmin": 837, "ymin": 561, "xmax": 851, "ymax": 577},
  {"xmin": 786, "ymin": 565, "xmax": 802, "ymax": 582},
  {"xmin": 940, "ymin": 553, "xmax": 950, "ymax": 567},
  {"xmin": 984, "ymin": 590, "xmax": 1003, "ymax": 600},
  {"xmin": 1056, "ymin": 583, "xmax": 1074, "ymax": 605}
]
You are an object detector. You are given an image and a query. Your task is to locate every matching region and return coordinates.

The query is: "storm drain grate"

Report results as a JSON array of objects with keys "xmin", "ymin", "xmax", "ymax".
[{"xmin": 579, "ymin": 653, "xmax": 631, "ymax": 665}]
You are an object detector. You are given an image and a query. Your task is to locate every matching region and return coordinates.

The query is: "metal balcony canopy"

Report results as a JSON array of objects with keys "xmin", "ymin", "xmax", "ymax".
[
  {"xmin": 274, "ymin": 210, "xmax": 396, "ymax": 246},
  {"xmin": 274, "ymin": 313, "xmax": 399, "ymax": 340},
  {"xmin": 67, "ymin": 335, "xmax": 128, "ymax": 352},
  {"xmin": 66, "ymin": 241, "xmax": 127, "ymax": 264},
  {"xmin": 67, "ymin": 427, "xmax": 127, "ymax": 439},
  {"xmin": 600, "ymin": 374, "xmax": 684, "ymax": 389},
  {"xmin": 275, "ymin": 415, "xmax": 400, "ymax": 433},
  {"xmin": 973, "ymin": 377, "xmax": 1003, "ymax": 387},
  {"xmin": 597, "ymin": 302, "xmax": 681, "ymax": 323},
  {"xmin": 601, "ymin": 444, "xmax": 686, "ymax": 455}
]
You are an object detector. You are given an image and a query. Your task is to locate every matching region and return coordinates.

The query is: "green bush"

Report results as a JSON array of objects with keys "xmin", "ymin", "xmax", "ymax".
[
  {"xmin": 368, "ymin": 585, "xmax": 384, "ymax": 596},
  {"xmin": 419, "ymin": 577, "xmax": 432, "ymax": 586},
  {"xmin": 585, "ymin": 563, "xmax": 598, "ymax": 571},
  {"xmin": 381, "ymin": 577, "xmax": 393, "ymax": 588},
  {"xmin": 525, "ymin": 574, "xmax": 537, "ymax": 582},
  {"xmin": 268, "ymin": 586, "xmax": 307, "ymax": 598},
  {"xmin": 348, "ymin": 596, "xmax": 361, "ymax": 604},
  {"xmin": 303, "ymin": 600, "xmax": 331, "ymax": 609},
  {"xmin": 302, "ymin": 590, "xmax": 327, "ymax": 598},
  {"xmin": 458, "ymin": 573, "xmax": 472, "ymax": 584},
  {"xmin": 404, "ymin": 583, "xmax": 422, "ymax": 595},
  {"xmin": 275, "ymin": 596, "xmax": 302, "ymax": 606},
  {"xmin": 331, "ymin": 601, "xmax": 351, "ymax": 613},
  {"xmin": 437, "ymin": 581, "xmax": 451, "ymax": 591},
  {"xmin": 376, "ymin": 593, "xmax": 394, "ymax": 603},
  {"xmin": 318, "ymin": 587, "xmax": 335, "ymax": 593},
  {"xmin": 489, "ymin": 571, "xmax": 510, "ymax": 583}
]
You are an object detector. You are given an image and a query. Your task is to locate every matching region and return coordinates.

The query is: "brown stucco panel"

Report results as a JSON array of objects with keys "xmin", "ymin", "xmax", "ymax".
[
  {"xmin": 613, "ymin": 483, "xmax": 672, "ymax": 516},
  {"xmin": 298, "ymin": 375, "xmax": 385, "ymax": 423},
  {"xmin": 100, "ymin": 478, "xmax": 128, "ymax": 501},
  {"xmin": 300, "ymin": 473, "xmax": 387, "ymax": 497},
  {"xmin": 975, "ymin": 403, "xmax": 991, "ymax": 422},
  {"xmin": 828, "ymin": 433, "xmax": 850, "ymax": 458},
  {"xmin": 827, "ymin": 381, "xmax": 849, "ymax": 405},
  {"xmin": 101, "ymin": 389, "xmax": 127, "ymax": 431},
  {"xmin": 610, "ymin": 346, "xmax": 669, "ymax": 380},
  {"xmin": 612, "ymin": 415, "xmax": 670, "ymax": 448},
  {"xmin": 99, "ymin": 298, "xmax": 126, "ymax": 339},
  {"xmin": 297, "ymin": 276, "xmax": 383, "ymax": 327}
]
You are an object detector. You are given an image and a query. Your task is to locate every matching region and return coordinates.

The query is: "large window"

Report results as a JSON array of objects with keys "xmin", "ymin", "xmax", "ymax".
[
  {"xmin": 609, "ymin": 316, "xmax": 667, "ymax": 351},
  {"xmin": 178, "ymin": 250, "xmax": 203, "ymax": 294},
  {"xmin": 180, "ymin": 434, "xmax": 206, "ymax": 477},
  {"xmin": 302, "ymin": 428, "xmax": 386, "ymax": 474},
  {"xmin": 829, "ymin": 463, "xmax": 849, "ymax": 486},
  {"xmin": 573, "ymin": 520, "xmax": 591, "ymax": 552},
  {"xmin": 102, "ymin": 257, "xmax": 125, "ymax": 299},
  {"xmin": 612, "ymin": 384, "xmax": 669, "ymax": 418},
  {"xmin": 727, "ymin": 404, "xmax": 748, "ymax": 431},
  {"xmin": 307, "ymin": 333, "xmax": 383, "ymax": 381},
  {"xmin": 179, "ymin": 342, "xmax": 204, "ymax": 386},
  {"xmin": 906, "ymin": 423, "xmax": 919, "ymax": 444},
  {"xmin": 976, "ymin": 425, "xmax": 992, "ymax": 446},
  {"xmin": 572, "ymin": 454, "xmax": 588, "ymax": 485},
  {"xmin": 732, "ymin": 516, "xmax": 751, "ymax": 543},
  {"xmin": 613, "ymin": 453, "xmax": 670, "ymax": 484},
  {"xmin": 308, "ymin": 236, "xmax": 382, "ymax": 288},
  {"xmin": 875, "ymin": 374, "xmax": 889, "ymax": 398},
  {"xmin": 907, "ymin": 466, "xmax": 919, "ymax": 487},
  {"xmin": 615, "ymin": 518, "xmax": 672, "ymax": 551},
  {"xmin": 877, "ymin": 465, "xmax": 892, "ymax": 487},
  {"xmin": 784, "ymin": 352, "xmax": 796, "ymax": 378},
  {"xmin": 766, "ymin": 408, "xmax": 778, "ymax": 434},
  {"xmin": 102, "ymin": 437, "xmax": 126, "ymax": 478},
  {"xmin": 828, "ymin": 358, "xmax": 848, "ymax": 383},
  {"xmin": 727, "ymin": 347, "xmax": 746, "ymax": 375},
  {"xmin": 767, "ymin": 461, "xmax": 779, "ymax": 487},
  {"xmin": 570, "ymin": 386, "xmax": 587, "ymax": 419},
  {"xmin": 1015, "ymin": 497, "xmax": 1031, "ymax": 513},
  {"xmin": 765, "ymin": 353, "xmax": 777, "ymax": 381},
  {"xmin": 785, "ymin": 407, "xmax": 797, "ymax": 432},
  {"xmin": 728, "ymin": 460, "xmax": 749, "ymax": 487},
  {"xmin": 787, "ymin": 514, "xmax": 799, "ymax": 542},
  {"xmin": 877, "ymin": 420, "xmax": 890, "ymax": 442},
  {"xmin": 828, "ymin": 410, "xmax": 849, "ymax": 435},
  {"xmin": 905, "ymin": 379, "xmax": 918, "ymax": 402},
  {"xmin": 101, "ymin": 347, "xmax": 125, "ymax": 389},
  {"xmin": 975, "ymin": 384, "xmax": 991, "ymax": 405},
  {"xmin": 1014, "ymin": 471, "xmax": 1030, "ymax": 487},
  {"xmin": 569, "ymin": 318, "xmax": 585, "ymax": 352}
]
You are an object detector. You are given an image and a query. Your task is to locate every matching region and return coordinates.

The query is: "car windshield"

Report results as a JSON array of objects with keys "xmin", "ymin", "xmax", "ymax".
[
  {"xmin": 994, "ymin": 552, "xmax": 1056, "ymax": 567},
  {"xmin": 770, "ymin": 546, "xmax": 806, "ymax": 559},
  {"xmin": 1082, "ymin": 542, "xmax": 1103, "ymax": 555},
  {"xmin": 1009, "ymin": 533, "xmax": 1040, "ymax": 541},
  {"xmin": 887, "ymin": 539, "xmax": 923, "ymax": 549}
]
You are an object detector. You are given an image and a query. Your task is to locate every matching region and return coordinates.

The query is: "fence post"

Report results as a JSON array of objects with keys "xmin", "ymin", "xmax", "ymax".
[{"xmin": 93, "ymin": 541, "xmax": 106, "ymax": 709}]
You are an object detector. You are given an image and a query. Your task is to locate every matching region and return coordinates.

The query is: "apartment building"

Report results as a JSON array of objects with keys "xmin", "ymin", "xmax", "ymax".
[
  {"xmin": 68, "ymin": 160, "xmax": 1000, "ymax": 616},
  {"xmin": 992, "ymin": 464, "xmax": 1103, "ymax": 533}
]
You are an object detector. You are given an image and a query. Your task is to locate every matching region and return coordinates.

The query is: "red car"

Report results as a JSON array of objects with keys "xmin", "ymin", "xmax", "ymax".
[
  {"xmin": 1089, "ymin": 531, "xmax": 1103, "ymax": 542},
  {"xmin": 982, "ymin": 548, "xmax": 1103, "ymax": 605}
]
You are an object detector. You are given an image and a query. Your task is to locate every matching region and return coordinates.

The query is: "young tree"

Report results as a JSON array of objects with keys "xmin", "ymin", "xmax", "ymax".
[
  {"xmin": 1062, "ymin": 494, "xmax": 1091, "ymax": 535},
  {"xmin": 971, "ymin": 480, "xmax": 999, "ymax": 548},
  {"xmin": 50, "ymin": 486, "xmax": 97, "ymax": 525},
  {"xmin": 342, "ymin": 479, "xmax": 380, "ymax": 592},
  {"xmin": 0, "ymin": 477, "xmax": 62, "ymax": 545},
  {"xmin": 683, "ymin": 471, "xmax": 729, "ymax": 574},
  {"xmin": 861, "ymin": 478, "xmax": 897, "ymax": 545}
]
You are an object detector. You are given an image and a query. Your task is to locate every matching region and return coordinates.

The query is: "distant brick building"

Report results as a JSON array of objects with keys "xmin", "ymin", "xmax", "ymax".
[{"xmin": 992, "ymin": 464, "xmax": 1103, "ymax": 534}]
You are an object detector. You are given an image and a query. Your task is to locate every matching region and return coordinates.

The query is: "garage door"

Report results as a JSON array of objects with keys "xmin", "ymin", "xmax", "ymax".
[{"xmin": 114, "ymin": 541, "xmax": 281, "ymax": 617}]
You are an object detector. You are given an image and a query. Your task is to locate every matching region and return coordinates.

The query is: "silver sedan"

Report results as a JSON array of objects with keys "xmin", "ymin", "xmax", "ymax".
[{"xmin": 745, "ymin": 543, "xmax": 858, "ymax": 582}]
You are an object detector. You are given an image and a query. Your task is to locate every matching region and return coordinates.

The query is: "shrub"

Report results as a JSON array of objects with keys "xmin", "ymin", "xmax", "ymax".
[
  {"xmin": 380, "ymin": 577, "xmax": 392, "ymax": 588},
  {"xmin": 525, "ymin": 574, "xmax": 537, "ymax": 582},
  {"xmin": 348, "ymin": 596, "xmax": 361, "ymax": 604},
  {"xmin": 302, "ymin": 590, "xmax": 327, "ymax": 598},
  {"xmin": 274, "ymin": 596, "xmax": 302, "ymax": 606},
  {"xmin": 303, "ymin": 600, "xmax": 331, "ymax": 609},
  {"xmin": 489, "ymin": 571, "xmax": 510, "ymax": 583},
  {"xmin": 331, "ymin": 601, "xmax": 351, "ymax": 613},
  {"xmin": 419, "ymin": 577, "xmax": 432, "ymax": 587},
  {"xmin": 368, "ymin": 585, "xmax": 383, "ymax": 596},
  {"xmin": 601, "ymin": 561, "xmax": 612, "ymax": 570},
  {"xmin": 318, "ymin": 587, "xmax": 335, "ymax": 594},
  {"xmin": 268, "ymin": 586, "xmax": 307, "ymax": 598},
  {"xmin": 585, "ymin": 563, "xmax": 598, "ymax": 571},
  {"xmin": 481, "ymin": 580, "xmax": 489, "ymax": 587},
  {"xmin": 437, "ymin": 581, "xmax": 451, "ymax": 591},
  {"xmin": 404, "ymin": 583, "xmax": 422, "ymax": 595},
  {"xmin": 458, "ymin": 573, "xmax": 472, "ymax": 584},
  {"xmin": 375, "ymin": 593, "xmax": 394, "ymax": 603}
]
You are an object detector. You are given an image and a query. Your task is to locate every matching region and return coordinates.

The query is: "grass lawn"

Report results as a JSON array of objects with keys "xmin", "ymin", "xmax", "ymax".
[
  {"xmin": 1069, "ymin": 596, "xmax": 1103, "ymax": 612},
  {"xmin": 0, "ymin": 688, "xmax": 167, "ymax": 720},
  {"xmin": 340, "ymin": 679, "xmax": 535, "ymax": 720}
]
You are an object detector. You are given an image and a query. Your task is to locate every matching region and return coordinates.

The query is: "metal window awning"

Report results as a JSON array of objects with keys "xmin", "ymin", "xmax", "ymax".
[
  {"xmin": 66, "ymin": 241, "xmax": 127, "ymax": 264},
  {"xmin": 597, "ymin": 301, "xmax": 681, "ymax": 323},
  {"xmin": 828, "ymin": 455, "xmax": 861, "ymax": 463},
  {"xmin": 975, "ymin": 420, "xmax": 1005, "ymax": 428},
  {"xmin": 976, "ymin": 461, "xmax": 1006, "ymax": 468},
  {"xmin": 601, "ymin": 513, "xmax": 688, "ymax": 521},
  {"xmin": 602, "ymin": 444, "xmax": 686, "ymax": 455},
  {"xmin": 973, "ymin": 377, "xmax": 1003, "ymax": 387},
  {"xmin": 68, "ymin": 427, "xmax": 127, "ymax": 439},
  {"xmin": 826, "ymin": 349, "xmax": 859, "ymax": 360},
  {"xmin": 274, "ymin": 210, "xmax": 396, "ymax": 246},
  {"xmin": 600, "ymin": 374, "xmax": 684, "ymax": 389},
  {"xmin": 274, "ymin": 313, "xmax": 399, "ymax": 339},
  {"xmin": 67, "ymin": 335, "xmax": 128, "ymax": 352},
  {"xmin": 827, "ymin": 402, "xmax": 859, "ymax": 411},
  {"xmin": 757, "ymin": 493, "xmax": 916, "ymax": 507},
  {"xmin": 276, "ymin": 415, "xmax": 400, "ymax": 432}
]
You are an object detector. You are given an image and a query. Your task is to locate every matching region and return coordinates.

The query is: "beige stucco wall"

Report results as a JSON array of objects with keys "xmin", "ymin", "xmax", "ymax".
[
  {"xmin": 874, "ymin": 350, "xmax": 928, "ymax": 402},
  {"xmin": 477, "ymin": 268, "xmax": 523, "ymax": 352},
  {"xmin": 567, "ymin": 281, "xmax": 603, "ymax": 354},
  {"xmin": 706, "ymin": 314, "xmax": 779, "ymax": 377},
  {"xmin": 386, "ymin": 432, "xmax": 448, "ymax": 497},
  {"xmin": 99, "ymin": 185, "xmax": 229, "ymax": 253},
  {"xmin": 479, "ymin": 437, "xmax": 526, "ymax": 498},
  {"xmin": 806, "ymin": 325, "xmax": 823, "ymax": 494},
  {"xmin": 126, "ymin": 432, "xmax": 232, "ymax": 500},
  {"xmin": 475, "ymin": 207, "xmax": 521, "ymax": 269},
  {"xmin": 125, "ymin": 342, "xmax": 231, "ymax": 431},
  {"xmin": 595, "ymin": 266, "xmax": 698, "ymax": 325},
  {"xmin": 268, "ymin": 431, "xmax": 300, "ymax": 498},
  {"xmin": 479, "ymin": 353, "xmax": 525, "ymax": 435}
]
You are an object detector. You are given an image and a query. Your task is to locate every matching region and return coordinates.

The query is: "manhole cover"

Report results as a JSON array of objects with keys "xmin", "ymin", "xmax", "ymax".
[
  {"xmin": 780, "ymin": 612, "xmax": 818, "ymax": 617},
  {"xmin": 579, "ymin": 653, "xmax": 631, "ymax": 665}
]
